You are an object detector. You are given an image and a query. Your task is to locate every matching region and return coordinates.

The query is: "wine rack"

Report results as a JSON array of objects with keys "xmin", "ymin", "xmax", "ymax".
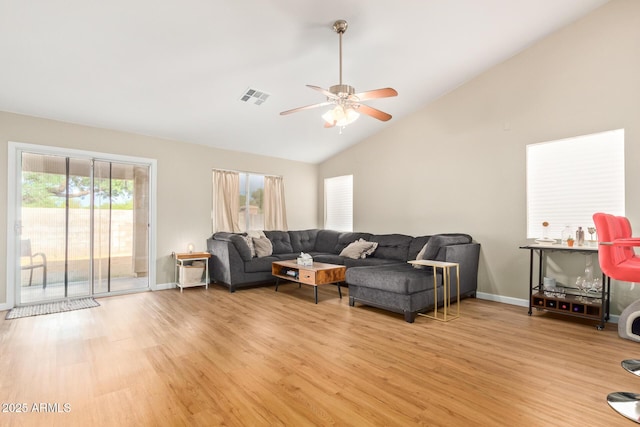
[
  {"xmin": 521, "ymin": 244, "xmax": 610, "ymax": 330},
  {"xmin": 531, "ymin": 291, "xmax": 603, "ymax": 319}
]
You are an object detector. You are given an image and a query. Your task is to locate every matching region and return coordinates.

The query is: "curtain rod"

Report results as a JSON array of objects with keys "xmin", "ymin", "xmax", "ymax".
[{"xmin": 212, "ymin": 167, "xmax": 282, "ymax": 178}]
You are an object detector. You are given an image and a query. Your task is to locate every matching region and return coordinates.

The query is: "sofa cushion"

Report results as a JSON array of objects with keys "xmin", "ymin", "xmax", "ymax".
[
  {"xmin": 213, "ymin": 232, "xmax": 253, "ymax": 261},
  {"xmin": 370, "ymin": 234, "xmax": 413, "ymax": 261},
  {"xmin": 408, "ymin": 236, "xmax": 431, "ymax": 260},
  {"xmin": 344, "ymin": 257, "xmax": 400, "ymax": 268},
  {"xmin": 417, "ymin": 233, "xmax": 472, "ymax": 261},
  {"xmin": 312, "ymin": 254, "xmax": 346, "ymax": 265},
  {"xmin": 339, "ymin": 239, "xmax": 379, "ymax": 259},
  {"xmin": 314, "ymin": 230, "xmax": 341, "ymax": 253},
  {"xmin": 346, "ymin": 263, "xmax": 440, "ymax": 294},
  {"xmin": 273, "ymin": 253, "xmax": 300, "ymax": 260},
  {"xmin": 264, "ymin": 230, "xmax": 294, "ymax": 254},
  {"xmin": 289, "ymin": 229, "xmax": 319, "ymax": 253},
  {"xmin": 253, "ymin": 236, "xmax": 273, "ymax": 258},
  {"xmin": 334, "ymin": 232, "xmax": 373, "ymax": 254}
]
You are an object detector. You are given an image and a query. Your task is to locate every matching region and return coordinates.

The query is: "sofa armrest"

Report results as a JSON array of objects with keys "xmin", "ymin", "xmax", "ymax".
[
  {"xmin": 207, "ymin": 237, "xmax": 246, "ymax": 286},
  {"xmin": 437, "ymin": 243, "xmax": 480, "ymax": 297}
]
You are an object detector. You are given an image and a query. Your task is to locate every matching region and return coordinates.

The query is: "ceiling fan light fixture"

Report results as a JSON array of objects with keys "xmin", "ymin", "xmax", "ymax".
[
  {"xmin": 322, "ymin": 105, "xmax": 359, "ymax": 127},
  {"xmin": 280, "ymin": 19, "xmax": 396, "ymax": 126}
]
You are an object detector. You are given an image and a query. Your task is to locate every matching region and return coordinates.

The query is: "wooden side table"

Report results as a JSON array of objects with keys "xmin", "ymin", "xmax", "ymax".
[
  {"xmin": 408, "ymin": 260, "xmax": 460, "ymax": 322},
  {"xmin": 173, "ymin": 252, "xmax": 211, "ymax": 292}
]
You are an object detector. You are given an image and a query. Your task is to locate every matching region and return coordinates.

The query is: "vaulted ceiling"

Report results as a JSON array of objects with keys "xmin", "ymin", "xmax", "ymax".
[{"xmin": 0, "ymin": 0, "xmax": 610, "ymax": 163}]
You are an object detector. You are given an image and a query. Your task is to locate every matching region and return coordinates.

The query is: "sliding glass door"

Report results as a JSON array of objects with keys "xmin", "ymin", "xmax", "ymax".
[
  {"xmin": 17, "ymin": 151, "xmax": 150, "ymax": 305},
  {"xmin": 93, "ymin": 161, "xmax": 149, "ymax": 294},
  {"xmin": 19, "ymin": 154, "xmax": 92, "ymax": 303}
]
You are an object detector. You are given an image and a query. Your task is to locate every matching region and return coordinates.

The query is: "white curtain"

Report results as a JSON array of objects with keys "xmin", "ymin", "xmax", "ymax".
[
  {"xmin": 212, "ymin": 170, "xmax": 241, "ymax": 232},
  {"xmin": 264, "ymin": 175, "xmax": 288, "ymax": 231}
]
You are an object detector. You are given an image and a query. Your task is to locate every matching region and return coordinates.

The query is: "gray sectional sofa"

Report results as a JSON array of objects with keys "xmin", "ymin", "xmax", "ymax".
[{"xmin": 206, "ymin": 229, "xmax": 480, "ymax": 322}]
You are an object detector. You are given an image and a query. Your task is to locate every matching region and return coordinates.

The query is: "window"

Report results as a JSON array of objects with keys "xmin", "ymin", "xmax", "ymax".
[
  {"xmin": 526, "ymin": 129, "xmax": 624, "ymax": 239},
  {"xmin": 324, "ymin": 175, "xmax": 353, "ymax": 231},
  {"xmin": 239, "ymin": 173, "xmax": 265, "ymax": 231},
  {"xmin": 212, "ymin": 170, "xmax": 287, "ymax": 232}
]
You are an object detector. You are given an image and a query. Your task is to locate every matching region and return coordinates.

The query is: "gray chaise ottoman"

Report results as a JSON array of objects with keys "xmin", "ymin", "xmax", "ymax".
[{"xmin": 347, "ymin": 263, "xmax": 444, "ymax": 323}]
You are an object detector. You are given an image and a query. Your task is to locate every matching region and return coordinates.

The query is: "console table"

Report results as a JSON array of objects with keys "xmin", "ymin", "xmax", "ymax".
[{"xmin": 520, "ymin": 243, "xmax": 610, "ymax": 330}]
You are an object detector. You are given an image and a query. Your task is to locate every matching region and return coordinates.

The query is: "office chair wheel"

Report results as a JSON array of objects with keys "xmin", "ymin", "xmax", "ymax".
[{"xmin": 608, "ymin": 392, "xmax": 640, "ymax": 423}]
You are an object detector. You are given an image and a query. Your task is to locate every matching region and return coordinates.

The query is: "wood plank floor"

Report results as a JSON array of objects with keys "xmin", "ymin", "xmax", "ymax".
[{"xmin": 1, "ymin": 283, "xmax": 639, "ymax": 426}]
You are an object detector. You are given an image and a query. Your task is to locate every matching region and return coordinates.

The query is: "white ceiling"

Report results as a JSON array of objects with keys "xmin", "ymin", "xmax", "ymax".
[{"xmin": 0, "ymin": 0, "xmax": 610, "ymax": 164}]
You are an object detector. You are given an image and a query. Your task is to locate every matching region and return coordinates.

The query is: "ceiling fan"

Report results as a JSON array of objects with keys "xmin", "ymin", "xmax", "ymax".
[{"xmin": 280, "ymin": 19, "xmax": 398, "ymax": 128}]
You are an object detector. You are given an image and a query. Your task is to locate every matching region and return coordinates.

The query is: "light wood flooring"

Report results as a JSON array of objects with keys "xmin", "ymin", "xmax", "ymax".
[{"xmin": 1, "ymin": 283, "xmax": 639, "ymax": 426}]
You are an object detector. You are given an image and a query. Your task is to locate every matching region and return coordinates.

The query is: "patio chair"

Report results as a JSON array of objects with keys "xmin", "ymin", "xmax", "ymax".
[{"xmin": 21, "ymin": 238, "xmax": 47, "ymax": 288}]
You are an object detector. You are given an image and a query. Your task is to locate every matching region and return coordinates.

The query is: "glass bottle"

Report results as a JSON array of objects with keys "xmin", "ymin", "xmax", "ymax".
[
  {"xmin": 561, "ymin": 225, "xmax": 573, "ymax": 244},
  {"xmin": 576, "ymin": 226, "xmax": 585, "ymax": 246}
]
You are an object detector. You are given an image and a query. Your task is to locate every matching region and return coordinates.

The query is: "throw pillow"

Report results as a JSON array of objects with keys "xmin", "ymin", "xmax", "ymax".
[
  {"xmin": 413, "ymin": 243, "xmax": 429, "ymax": 269},
  {"xmin": 242, "ymin": 235, "xmax": 256, "ymax": 258},
  {"xmin": 253, "ymin": 236, "xmax": 273, "ymax": 258},
  {"xmin": 246, "ymin": 230, "xmax": 265, "ymax": 239},
  {"xmin": 416, "ymin": 242, "xmax": 429, "ymax": 260},
  {"xmin": 360, "ymin": 239, "xmax": 378, "ymax": 259},
  {"xmin": 339, "ymin": 239, "xmax": 378, "ymax": 259}
]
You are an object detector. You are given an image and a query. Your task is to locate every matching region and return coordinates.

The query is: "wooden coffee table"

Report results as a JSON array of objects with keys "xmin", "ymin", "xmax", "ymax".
[{"xmin": 272, "ymin": 260, "xmax": 346, "ymax": 304}]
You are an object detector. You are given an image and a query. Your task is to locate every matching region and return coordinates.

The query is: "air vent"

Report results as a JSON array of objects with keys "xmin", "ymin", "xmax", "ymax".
[{"xmin": 240, "ymin": 88, "xmax": 270, "ymax": 106}]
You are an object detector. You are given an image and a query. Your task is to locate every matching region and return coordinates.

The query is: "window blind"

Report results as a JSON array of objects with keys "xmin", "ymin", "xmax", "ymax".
[
  {"xmin": 526, "ymin": 129, "xmax": 624, "ymax": 239},
  {"xmin": 324, "ymin": 175, "xmax": 353, "ymax": 232}
]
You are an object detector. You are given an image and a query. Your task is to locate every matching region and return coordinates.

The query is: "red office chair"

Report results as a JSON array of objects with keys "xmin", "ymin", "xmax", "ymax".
[{"xmin": 593, "ymin": 212, "xmax": 640, "ymax": 423}]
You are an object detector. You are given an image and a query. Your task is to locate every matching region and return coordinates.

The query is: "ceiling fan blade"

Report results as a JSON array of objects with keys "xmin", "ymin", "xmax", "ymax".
[
  {"xmin": 306, "ymin": 85, "xmax": 339, "ymax": 99},
  {"xmin": 357, "ymin": 104, "xmax": 393, "ymax": 121},
  {"xmin": 280, "ymin": 101, "xmax": 333, "ymax": 116},
  {"xmin": 351, "ymin": 88, "xmax": 398, "ymax": 101}
]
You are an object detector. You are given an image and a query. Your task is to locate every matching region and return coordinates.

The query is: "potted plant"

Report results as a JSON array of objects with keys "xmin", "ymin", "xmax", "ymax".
[{"xmin": 566, "ymin": 236, "xmax": 575, "ymax": 247}]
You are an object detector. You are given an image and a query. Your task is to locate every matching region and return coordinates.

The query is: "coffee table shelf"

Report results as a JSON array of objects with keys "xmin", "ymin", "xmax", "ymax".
[{"xmin": 272, "ymin": 260, "xmax": 345, "ymax": 304}]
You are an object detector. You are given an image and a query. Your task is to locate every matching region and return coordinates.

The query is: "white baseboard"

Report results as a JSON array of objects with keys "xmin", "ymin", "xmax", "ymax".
[
  {"xmin": 0, "ymin": 302, "xmax": 11, "ymax": 312},
  {"xmin": 476, "ymin": 292, "xmax": 529, "ymax": 307},
  {"xmin": 155, "ymin": 282, "xmax": 177, "ymax": 291},
  {"xmin": 476, "ymin": 291, "xmax": 619, "ymax": 324}
]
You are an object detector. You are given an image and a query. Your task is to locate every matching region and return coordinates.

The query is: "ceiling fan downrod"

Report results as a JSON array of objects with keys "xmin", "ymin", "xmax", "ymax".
[
  {"xmin": 333, "ymin": 20, "xmax": 348, "ymax": 86},
  {"xmin": 329, "ymin": 20, "xmax": 355, "ymax": 99}
]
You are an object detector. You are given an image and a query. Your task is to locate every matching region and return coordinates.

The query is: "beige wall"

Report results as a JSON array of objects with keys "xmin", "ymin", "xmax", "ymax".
[
  {"xmin": 3, "ymin": 0, "xmax": 638, "ymax": 314},
  {"xmin": 0, "ymin": 112, "xmax": 318, "ymax": 305},
  {"xmin": 319, "ymin": 0, "xmax": 640, "ymax": 313}
]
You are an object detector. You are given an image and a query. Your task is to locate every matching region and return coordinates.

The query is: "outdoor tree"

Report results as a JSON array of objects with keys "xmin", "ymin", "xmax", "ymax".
[
  {"xmin": 21, "ymin": 172, "xmax": 134, "ymax": 209},
  {"xmin": 251, "ymin": 188, "xmax": 264, "ymax": 211}
]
